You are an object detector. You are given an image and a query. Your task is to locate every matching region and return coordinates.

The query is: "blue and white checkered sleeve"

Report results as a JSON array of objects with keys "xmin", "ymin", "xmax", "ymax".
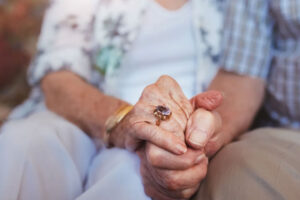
[{"xmin": 219, "ymin": 0, "xmax": 274, "ymax": 80}]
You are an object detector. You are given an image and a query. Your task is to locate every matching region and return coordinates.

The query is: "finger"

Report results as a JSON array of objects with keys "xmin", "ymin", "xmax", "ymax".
[
  {"xmin": 140, "ymin": 160, "xmax": 177, "ymax": 200},
  {"xmin": 140, "ymin": 154, "xmax": 200, "ymax": 200},
  {"xmin": 155, "ymin": 75, "xmax": 193, "ymax": 119},
  {"xmin": 180, "ymin": 186, "xmax": 200, "ymax": 200},
  {"xmin": 139, "ymin": 150, "xmax": 172, "ymax": 200},
  {"xmin": 141, "ymin": 91, "xmax": 191, "ymax": 132},
  {"xmin": 186, "ymin": 109, "xmax": 222, "ymax": 149},
  {"xmin": 159, "ymin": 116, "xmax": 185, "ymax": 141},
  {"xmin": 139, "ymin": 83, "xmax": 188, "ymax": 121},
  {"xmin": 145, "ymin": 180, "xmax": 200, "ymax": 200},
  {"xmin": 169, "ymin": 91, "xmax": 193, "ymax": 121},
  {"xmin": 144, "ymin": 172, "xmax": 199, "ymax": 200},
  {"xmin": 150, "ymin": 158, "xmax": 208, "ymax": 191},
  {"xmin": 190, "ymin": 90, "xmax": 223, "ymax": 111},
  {"xmin": 138, "ymin": 93, "xmax": 187, "ymax": 137},
  {"xmin": 146, "ymin": 143, "xmax": 206, "ymax": 170},
  {"xmin": 132, "ymin": 106, "xmax": 186, "ymax": 141},
  {"xmin": 133, "ymin": 122, "xmax": 187, "ymax": 155}
]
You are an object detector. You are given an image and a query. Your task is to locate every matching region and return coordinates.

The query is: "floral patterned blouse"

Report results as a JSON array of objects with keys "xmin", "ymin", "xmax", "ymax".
[{"xmin": 9, "ymin": 0, "xmax": 223, "ymax": 120}]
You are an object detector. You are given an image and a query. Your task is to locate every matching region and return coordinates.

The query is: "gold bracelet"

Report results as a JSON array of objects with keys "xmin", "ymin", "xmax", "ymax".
[{"xmin": 103, "ymin": 105, "xmax": 133, "ymax": 146}]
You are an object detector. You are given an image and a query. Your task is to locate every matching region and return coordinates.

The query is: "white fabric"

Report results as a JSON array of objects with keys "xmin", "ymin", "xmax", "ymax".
[
  {"xmin": 16, "ymin": 0, "xmax": 223, "ymax": 122},
  {"xmin": 115, "ymin": 0, "xmax": 197, "ymax": 104},
  {"xmin": 0, "ymin": 110, "xmax": 150, "ymax": 200},
  {"xmin": 0, "ymin": 1, "xmax": 219, "ymax": 200}
]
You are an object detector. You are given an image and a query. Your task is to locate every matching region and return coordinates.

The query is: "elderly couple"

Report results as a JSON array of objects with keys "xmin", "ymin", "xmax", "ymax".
[{"xmin": 1, "ymin": 0, "xmax": 300, "ymax": 199}]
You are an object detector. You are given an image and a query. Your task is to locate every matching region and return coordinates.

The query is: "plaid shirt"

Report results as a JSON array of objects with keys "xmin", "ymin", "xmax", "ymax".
[{"xmin": 220, "ymin": 0, "xmax": 300, "ymax": 129}]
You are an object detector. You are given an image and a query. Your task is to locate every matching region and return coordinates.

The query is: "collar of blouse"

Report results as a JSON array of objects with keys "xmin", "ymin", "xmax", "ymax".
[{"xmin": 93, "ymin": 0, "xmax": 223, "ymax": 81}]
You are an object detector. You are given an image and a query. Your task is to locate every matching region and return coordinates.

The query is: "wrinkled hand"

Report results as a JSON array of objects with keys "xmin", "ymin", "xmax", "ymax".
[
  {"xmin": 109, "ymin": 75, "xmax": 193, "ymax": 155},
  {"xmin": 138, "ymin": 89, "xmax": 223, "ymax": 200},
  {"xmin": 137, "ymin": 144, "xmax": 208, "ymax": 200}
]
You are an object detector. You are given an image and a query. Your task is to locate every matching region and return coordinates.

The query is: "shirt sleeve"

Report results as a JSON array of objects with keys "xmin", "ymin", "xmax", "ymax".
[
  {"xmin": 27, "ymin": 0, "xmax": 98, "ymax": 86},
  {"xmin": 219, "ymin": 0, "xmax": 274, "ymax": 80}
]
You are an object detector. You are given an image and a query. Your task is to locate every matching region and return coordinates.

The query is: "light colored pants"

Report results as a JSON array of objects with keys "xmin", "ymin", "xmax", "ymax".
[
  {"xmin": 1, "ymin": 111, "xmax": 300, "ymax": 200},
  {"xmin": 194, "ymin": 128, "xmax": 300, "ymax": 200},
  {"xmin": 0, "ymin": 111, "xmax": 150, "ymax": 200}
]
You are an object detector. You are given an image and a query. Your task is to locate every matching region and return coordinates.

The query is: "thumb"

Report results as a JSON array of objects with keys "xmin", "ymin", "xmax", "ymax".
[
  {"xmin": 190, "ymin": 90, "xmax": 223, "ymax": 111},
  {"xmin": 186, "ymin": 109, "xmax": 221, "ymax": 149}
]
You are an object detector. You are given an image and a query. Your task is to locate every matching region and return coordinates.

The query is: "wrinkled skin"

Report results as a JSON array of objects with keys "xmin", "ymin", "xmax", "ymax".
[
  {"xmin": 138, "ymin": 90, "xmax": 222, "ymax": 200},
  {"xmin": 110, "ymin": 75, "xmax": 223, "ymax": 200},
  {"xmin": 109, "ymin": 75, "xmax": 194, "ymax": 155}
]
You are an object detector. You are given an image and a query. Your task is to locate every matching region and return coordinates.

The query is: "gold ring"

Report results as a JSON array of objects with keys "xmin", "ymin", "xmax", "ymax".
[{"xmin": 153, "ymin": 105, "xmax": 172, "ymax": 126}]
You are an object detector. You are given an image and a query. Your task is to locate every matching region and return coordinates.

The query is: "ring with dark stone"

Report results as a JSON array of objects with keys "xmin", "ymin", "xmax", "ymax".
[{"xmin": 153, "ymin": 105, "xmax": 172, "ymax": 126}]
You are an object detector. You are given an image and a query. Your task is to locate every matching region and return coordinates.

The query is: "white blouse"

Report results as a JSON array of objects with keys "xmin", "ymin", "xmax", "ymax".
[
  {"xmin": 7, "ymin": 0, "xmax": 223, "ymax": 120},
  {"xmin": 115, "ymin": 0, "xmax": 197, "ymax": 104}
]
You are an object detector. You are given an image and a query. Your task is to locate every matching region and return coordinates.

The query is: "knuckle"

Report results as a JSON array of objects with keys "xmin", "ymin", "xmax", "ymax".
[
  {"xmin": 148, "ymin": 128, "xmax": 163, "ymax": 144},
  {"xmin": 157, "ymin": 75, "xmax": 176, "ymax": 86},
  {"xmin": 165, "ymin": 180, "xmax": 180, "ymax": 191},
  {"xmin": 142, "ymin": 84, "xmax": 157, "ymax": 94},
  {"xmin": 146, "ymin": 145, "xmax": 162, "ymax": 166},
  {"xmin": 159, "ymin": 75, "xmax": 173, "ymax": 82},
  {"xmin": 131, "ymin": 122, "xmax": 146, "ymax": 140},
  {"xmin": 141, "ymin": 85, "xmax": 160, "ymax": 100},
  {"xmin": 163, "ymin": 173, "xmax": 181, "ymax": 190},
  {"xmin": 184, "ymin": 157, "xmax": 195, "ymax": 167}
]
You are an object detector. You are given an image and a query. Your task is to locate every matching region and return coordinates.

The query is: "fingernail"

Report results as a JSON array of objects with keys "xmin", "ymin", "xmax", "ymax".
[
  {"xmin": 176, "ymin": 143, "xmax": 187, "ymax": 154},
  {"xmin": 189, "ymin": 131, "xmax": 207, "ymax": 148},
  {"xmin": 195, "ymin": 154, "xmax": 205, "ymax": 164}
]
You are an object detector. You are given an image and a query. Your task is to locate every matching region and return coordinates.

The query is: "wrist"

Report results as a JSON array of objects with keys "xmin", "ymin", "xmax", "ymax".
[
  {"xmin": 103, "ymin": 104, "xmax": 133, "ymax": 147},
  {"xmin": 83, "ymin": 94, "xmax": 129, "ymax": 139}
]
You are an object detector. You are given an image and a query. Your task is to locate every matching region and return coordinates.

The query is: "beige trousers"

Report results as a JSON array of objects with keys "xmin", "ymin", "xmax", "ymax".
[{"xmin": 194, "ymin": 128, "xmax": 300, "ymax": 200}]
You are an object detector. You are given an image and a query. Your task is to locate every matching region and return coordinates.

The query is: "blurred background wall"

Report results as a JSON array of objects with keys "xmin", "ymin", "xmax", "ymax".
[{"xmin": 0, "ymin": 0, "xmax": 47, "ymax": 125}]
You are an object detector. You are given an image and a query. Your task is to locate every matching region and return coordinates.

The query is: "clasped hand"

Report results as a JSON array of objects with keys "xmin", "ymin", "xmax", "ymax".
[{"xmin": 110, "ymin": 75, "xmax": 223, "ymax": 200}]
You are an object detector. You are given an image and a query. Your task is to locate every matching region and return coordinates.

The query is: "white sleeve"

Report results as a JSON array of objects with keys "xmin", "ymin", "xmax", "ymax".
[{"xmin": 28, "ymin": 0, "xmax": 99, "ymax": 86}]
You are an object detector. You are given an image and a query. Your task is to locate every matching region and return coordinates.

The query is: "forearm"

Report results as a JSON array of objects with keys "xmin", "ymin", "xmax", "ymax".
[
  {"xmin": 41, "ymin": 71, "xmax": 129, "ymax": 139},
  {"xmin": 208, "ymin": 69, "xmax": 265, "ymax": 144}
]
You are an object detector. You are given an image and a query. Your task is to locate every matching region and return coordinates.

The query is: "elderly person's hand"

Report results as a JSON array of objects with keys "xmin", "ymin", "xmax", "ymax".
[
  {"xmin": 109, "ymin": 75, "xmax": 193, "ymax": 155},
  {"xmin": 138, "ymin": 145, "xmax": 208, "ymax": 200},
  {"xmin": 186, "ymin": 91, "xmax": 223, "ymax": 157},
  {"xmin": 137, "ymin": 91, "xmax": 223, "ymax": 200}
]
